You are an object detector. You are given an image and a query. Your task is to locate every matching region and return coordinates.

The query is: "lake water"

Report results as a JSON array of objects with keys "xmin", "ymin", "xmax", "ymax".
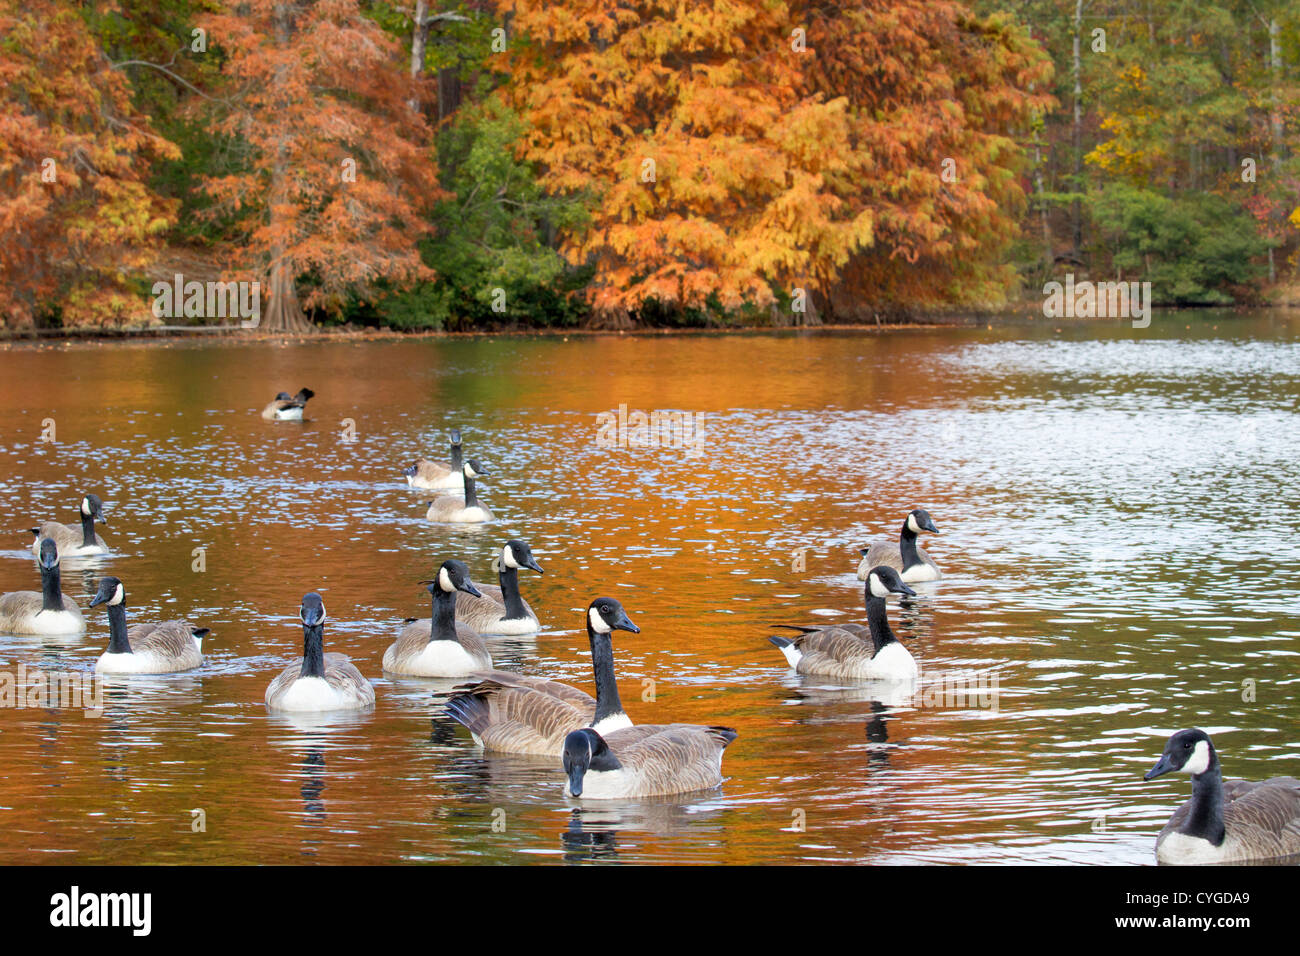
[{"xmin": 1, "ymin": 310, "xmax": 1297, "ymax": 864}]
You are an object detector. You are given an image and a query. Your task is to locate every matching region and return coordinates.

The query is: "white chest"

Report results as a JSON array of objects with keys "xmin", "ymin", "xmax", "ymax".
[
  {"xmin": 589, "ymin": 712, "xmax": 632, "ymax": 736},
  {"xmin": 20, "ymin": 609, "xmax": 86, "ymax": 636},
  {"xmin": 900, "ymin": 563, "xmax": 940, "ymax": 583},
  {"xmin": 273, "ymin": 407, "xmax": 303, "ymax": 421},
  {"xmin": 275, "ymin": 676, "xmax": 347, "ymax": 712},
  {"xmin": 567, "ymin": 768, "xmax": 634, "ymax": 800},
  {"xmin": 866, "ymin": 642, "xmax": 917, "ymax": 680},
  {"xmin": 403, "ymin": 639, "xmax": 482, "ymax": 677},
  {"xmin": 1156, "ymin": 831, "xmax": 1224, "ymax": 864}
]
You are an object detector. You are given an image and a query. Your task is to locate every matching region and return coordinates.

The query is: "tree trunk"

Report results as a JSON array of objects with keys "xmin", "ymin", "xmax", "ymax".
[
  {"xmin": 1070, "ymin": 0, "xmax": 1084, "ymax": 256},
  {"xmin": 260, "ymin": 1, "xmax": 310, "ymax": 333},
  {"xmin": 409, "ymin": 0, "xmax": 428, "ymax": 113},
  {"xmin": 1267, "ymin": 17, "xmax": 1281, "ymax": 283}
]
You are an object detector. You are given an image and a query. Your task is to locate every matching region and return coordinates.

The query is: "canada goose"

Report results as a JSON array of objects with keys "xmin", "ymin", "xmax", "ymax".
[
  {"xmin": 0, "ymin": 538, "xmax": 85, "ymax": 635},
  {"xmin": 383, "ymin": 560, "xmax": 492, "ymax": 677},
  {"xmin": 768, "ymin": 565, "xmax": 918, "ymax": 680},
  {"xmin": 424, "ymin": 460, "xmax": 494, "ymax": 523},
  {"xmin": 266, "ymin": 592, "xmax": 375, "ymax": 712},
  {"xmin": 444, "ymin": 597, "xmax": 639, "ymax": 755},
  {"xmin": 857, "ymin": 508, "xmax": 941, "ymax": 582},
  {"xmin": 261, "ymin": 387, "xmax": 315, "ymax": 421},
  {"xmin": 455, "ymin": 539, "xmax": 543, "ymax": 634},
  {"xmin": 89, "ymin": 577, "xmax": 207, "ymax": 674},
  {"xmin": 29, "ymin": 493, "xmax": 110, "ymax": 558},
  {"xmin": 403, "ymin": 428, "xmax": 465, "ymax": 490},
  {"xmin": 1143, "ymin": 728, "xmax": 1300, "ymax": 864},
  {"xmin": 562, "ymin": 724, "xmax": 739, "ymax": 800}
]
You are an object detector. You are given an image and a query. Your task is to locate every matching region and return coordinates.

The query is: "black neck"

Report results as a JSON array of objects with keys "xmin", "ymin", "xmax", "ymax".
[
  {"xmin": 300, "ymin": 624, "xmax": 325, "ymax": 678},
  {"xmin": 80, "ymin": 511, "xmax": 97, "ymax": 548},
  {"xmin": 106, "ymin": 604, "xmax": 132, "ymax": 654},
  {"xmin": 450, "ymin": 444, "xmax": 463, "ymax": 472},
  {"xmin": 899, "ymin": 521, "xmax": 921, "ymax": 570},
  {"xmin": 587, "ymin": 627, "xmax": 625, "ymax": 724},
  {"xmin": 463, "ymin": 475, "xmax": 479, "ymax": 508},
  {"xmin": 865, "ymin": 591, "xmax": 898, "ymax": 653},
  {"xmin": 40, "ymin": 563, "xmax": 64, "ymax": 612},
  {"xmin": 429, "ymin": 586, "xmax": 460, "ymax": 641},
  {"xmin": 1181, "ymin": 757, "xmax": 1227, "ymax": 846},
  {"xmin": 498, "ymin": 566, "xmax": 529, "ymax": 620},
  {"xmin": 589, "ymin": 738, "xmax": 623, "ymax": 771}
]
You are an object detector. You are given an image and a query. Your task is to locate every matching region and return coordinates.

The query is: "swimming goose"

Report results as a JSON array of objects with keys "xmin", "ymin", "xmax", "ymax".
[
  {"xmin": 857, "ymin": 508, "xmax": 941, "ymax": 582},
  {"xmin": 455, "ymin": 539, "xmax": 543, "ymax": 634},
  {"xmin": 444, "ymin": 597, "xmax": 639, "ymax": 755},
  {"xmin": 266, "ymin": 592, "xmax": 375, "ymax": 711},
  {"xmin": 29, "ymin": 493, "xmax": 110, "ymax": 558},
  {"xmin": 768, "ymin": 566, "xmax": 918, "ymax": 680},
  {"xmin": 89, "ymin": 577, "xmax": 208, "ymax": 674},
  {"xmin": 0, "ymin": 538, "xmax": 85, "ymax": 635},
  {"xmin": 403, "ymin": 428, "xmax": 465, "ymax": 490},
  {"xmin": 425, "ymin": 460, "xmax": 494, "ymax": 523},
  {"xmin": 261, "ymin": 387, "xmax": 315, "ymax": 421},
  {"xmin": 562, "ymin": 724, "xmax": 739, "ymax": 800},
  {"xmin": 1143, "ymin": 728, "xmax": 1300, "ymax": 864},
  {"xmin": 383, "ymin": 560, "xmax": 492, "ymax": 677}
]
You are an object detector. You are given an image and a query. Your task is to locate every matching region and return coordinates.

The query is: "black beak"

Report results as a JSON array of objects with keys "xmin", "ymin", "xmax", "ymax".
[
  {"xmin": 39, "ymin": 552, "xmax": 58, "ymax": 571},
  {"xmin": 1144, "ymin": 753, "xmax": 1175, "ymax": 781},
  {"xmin": 611, "ymin": 610, "xmax": 640, "ymax": 634},
  {"xmin": 402, "ymin": 464, "xmax": 417, "ymax": 477},
  {"xmin": 523, "ymin": 557, "xmax": 544, "ymax": 574},
  {"xmin": 450, "ymin": 429, "xmax": 462, "ymax": 444},
  {"xmin": 566, "ymin": 764, "xmax": 586, "ymax": 797},
  {"xmin": 300, "ymin": 606, "xmax": 325, "ymax": 627},
  {"xmin": 474, "ymin": 468, "xmax": 491, "ymax": 478},
  {"xmin": 922, "ymin": 518, "xmax": 939, "ymax": 534},
  {"xmin": 458, "ymin": 580, "xmax": 483, "ymax": 598},
  {"xmin": 89, "ymin": 594, "xmax": 108, "ymax": 608},
  {"xmin": 97, "ymin": 513, "xmax": 109, "ymax": 525},
  {"xmin": 893, "ymin": 581, "xmax": 918, "ymax": 598},
  {"xmin": 859, "ymin": 548, "xmax": 869, "ymax": 556}
]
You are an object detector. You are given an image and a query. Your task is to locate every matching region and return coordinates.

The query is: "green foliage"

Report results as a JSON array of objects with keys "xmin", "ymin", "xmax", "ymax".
[
  {"xmin": 374, "ymin": 98, "xmax": 591, "ymax": 329},
  {"xmin": 1088, "ymin": 185, "xmax": 1268, "ymax": 305}
]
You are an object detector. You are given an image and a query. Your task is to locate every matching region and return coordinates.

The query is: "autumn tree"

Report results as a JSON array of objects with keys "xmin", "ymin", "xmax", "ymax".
[
  {"xmin": 500, "ymin": 0, "xmax": 1050, "ymax": 323},
  {"xmin": 198, "ymin": 0, "xmax": 443, "ymax": 330},
  {"xmin": 0, "ymin": 0, "xmax": 178, "ymax": 327}
]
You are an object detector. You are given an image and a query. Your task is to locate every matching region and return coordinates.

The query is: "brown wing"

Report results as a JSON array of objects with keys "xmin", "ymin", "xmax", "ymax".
[
  {"xmin": 412, "ymin": 459, "xmax": 453, "ymax": 481},
  {"xmin": 31, "ymin": 522, "xmax": 104, "ymax": 555},
  {"xmin": 789, "ymin": 626, "xmax": 878, "ymax": 676},
  {"xmin": 264, "ymin": 661, "xmax": 300, "ymax": 706},
  {"xmin": 1160, "ymin": 777, "xmax": 1300, "ymax": 857},
  {"xmin": 455, "ymin": 587, "xmax": 537, "ymax": 630},
  {"xmin": 445, "ymin": 676, "xmax": 594, "ymax": 755},
  {"xmin": 323, "ymin": 652, "xmax": 375, "ymax": 706},
  {"xmin": 460, "ymin": 670, "xmax": 595, "ymax": 710},
  {"xmin": 130, "ymin": 620, "xmax": 202, "ymax": 668},
  {"xmin": 859, "ymin": 541, "xmax": 904, "ymax": 577},
  {"xmin": 606, "ymin": 724, "xmax": 738, "ymax": 796}
]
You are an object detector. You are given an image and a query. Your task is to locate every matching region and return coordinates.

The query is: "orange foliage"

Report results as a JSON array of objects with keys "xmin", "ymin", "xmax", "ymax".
[
  {"xmin": 0, "ymin": 0, "xmax": 179, "ymax": 327},
  {"xmin": 503, "ymin": 0, "xmax": 1051, "ymax": 318},
  {"xmin": 198, "ymin": 0, "xmax": 444, "ymax": 329}
]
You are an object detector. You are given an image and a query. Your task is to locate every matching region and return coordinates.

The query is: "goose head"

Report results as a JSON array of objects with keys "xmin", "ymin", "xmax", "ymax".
[
  {"xmin": 866, "ymin": 566, "xmax": 916, "ymax": 599},
  {"xmin": 81, "ymin": 494, "xmax": 108, "ymax": 524},
  {"xmin": 274, "ymin": 392, "xmax": 292, "ymax": 401},
  {"xmin": 299, "ymin": 592, "xmax": 327, "ymax": 627},
  {"xmin": 502, "ymin": 539, "xmax": 543, "ymax": 574},
  {"xmin": 1145, "ymin": 729, "xmax": 1217, "ymax": 780},
  {"xmin": 89, "ymin": 576, "xmax": 126, "ymax": 608},
  {"xmin": 462, "ymin": 459, "xmax": 490, "ymax": 480},
  {"xmin": 562, "ymin": 728, "xmax": 621, "ymax": 797},
  {"xmin": 587, "ymin": 597, "xmax": 639, "ymax": 636},
  {"xmin": 906, "ymin": 508, "xmax": 938, "ymax": 535},
  {"xmin": 37, "ymin": 538, "xmax": 59, "ymax": 570},
  {"xmin": 427, "ymin": 559, "xmax": 482, "ymax": 598},
  {"xmin": 449, "ymin": 428, "xmax": 462, "ymax": 447}
]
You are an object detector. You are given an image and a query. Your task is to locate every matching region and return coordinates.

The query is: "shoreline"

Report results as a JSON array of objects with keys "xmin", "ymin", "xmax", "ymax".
[{"xmin": 0, "ymin": 301, "xmax": 1291, "ymax": 350}]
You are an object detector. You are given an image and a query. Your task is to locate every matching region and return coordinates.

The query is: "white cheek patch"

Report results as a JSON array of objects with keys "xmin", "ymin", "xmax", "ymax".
[
  {"xmin": 108, "ymin": 583, "xmax": 125, "ymax": 606},
  {"xmin": 502, "ymin": 546, "xmax": 519, "ymax": 569},
  {"xmin": 869, "ymin": 574, "xmax": 891, "ymax": 599},
  {"xmin": 81, "ymin": 498, "xmax": 92, "ymax": 516},
  {"xmin": 1184, "ymin": 740, "xmax": 1211, "ymax": 775},
  {"xmin": 464, "ymin": 464, "xmax": 479, "ymax": 479},
  {"xmin": 907, "ymin": 513, "xmax": 921, "ymax": 533},
  {"xmin": 588, "ymin": 607, "xmax": 612, "ymax": 634},
  {"xmin": 438, "ymin": 567, "xmax": 454, "ymax": 592}
]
